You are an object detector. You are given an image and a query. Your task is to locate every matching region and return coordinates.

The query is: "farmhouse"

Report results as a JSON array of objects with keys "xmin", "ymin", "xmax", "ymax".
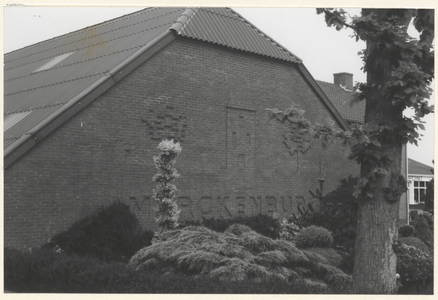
[{"xmin": 5, "ymin": 7, "xmax": 366, "ymax": 249}]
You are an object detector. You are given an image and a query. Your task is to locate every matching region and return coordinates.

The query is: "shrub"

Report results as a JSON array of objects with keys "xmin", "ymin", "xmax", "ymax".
[
  {"xmin": 399, "ymin": 237, "xmax": 429, "ymax": 254},
  {"xmin": 44, "ymin": 201, "xmax": 153, "ymax": 262},
  {"xmin": 398, "ymin": 224, "xmax": 414, "ymax": 237},
  {"xmin": 5, "ymin": 245, "xmax": 347, "ymax": 294},
  {"xmin": 224, "ymin": 223, "xmax": 253, "ymax": 236},
  {"xmin": 129, "ymin": 226, "xmax": 351, "ymax": 289},
  {"xmin": 295, "ymin": 226, "xmax": 333, "ymax": 249},
  {"xmin": 394, "ymin": 242, "xmax": 433, "ymax": 294},
  {"xmin": 412, "ymin": 215, "xmax": 433, "ymax": 254},
  {"xmin": 4, "ymin": 247, "xmax": 136, "ymax": 293},
  {"xmin": 153, "ymin": 139, "xmax": 182, "ymax": 231},
  {"xmin": 304, "ymin": 248, "xmax": 343, "ymax": 268},
  {"xmin": 179, "ymin": 214, "xmax": 282, "ymax": 239},
  {"xmin": 287, "ymin": 176, "xmax": 358, "ymax": 251}
]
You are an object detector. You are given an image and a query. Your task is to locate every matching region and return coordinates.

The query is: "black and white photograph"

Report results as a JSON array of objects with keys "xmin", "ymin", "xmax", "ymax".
[{"xmin": 3, "ymin": 4, "xmax": 435, "ymax": 294}]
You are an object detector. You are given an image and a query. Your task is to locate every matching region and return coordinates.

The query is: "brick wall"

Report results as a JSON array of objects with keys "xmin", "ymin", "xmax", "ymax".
[{"xmin": 4, "ymin": 37, "xmax": 359, "ymax": 249}]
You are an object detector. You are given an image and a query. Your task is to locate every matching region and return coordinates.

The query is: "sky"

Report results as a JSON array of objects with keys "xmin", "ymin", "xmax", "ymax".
[{"xmin": 3, "ymin": 6, "xmax": 435, "ymax": 167}]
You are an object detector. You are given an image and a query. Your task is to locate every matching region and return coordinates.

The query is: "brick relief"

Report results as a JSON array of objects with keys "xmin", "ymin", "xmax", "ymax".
[
  {"xmin": 226, "ymin": 107, "xmax": 256, "ymax": 169},
  {"xmin": 283, "ymin": 122, "xmax": 312, "ymax": 172},
  {"xmin": 141, "ymin": 104, "xmax": 187, "ymax": 142}
]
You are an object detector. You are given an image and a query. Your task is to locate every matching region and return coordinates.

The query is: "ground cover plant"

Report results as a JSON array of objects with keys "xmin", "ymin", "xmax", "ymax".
[{"xmin": 129, "ymin": 224, "xmax": 351, "ymax": 291}]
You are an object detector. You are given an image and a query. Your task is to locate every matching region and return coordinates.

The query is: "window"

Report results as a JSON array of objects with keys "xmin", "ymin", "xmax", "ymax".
[
  {"xmin": 413, "ymin": 180, "xmax": 428, "ymax": 203},
  {"xmin": 4, "ymin": 111, "xmax": 31, "ymax": 131}
]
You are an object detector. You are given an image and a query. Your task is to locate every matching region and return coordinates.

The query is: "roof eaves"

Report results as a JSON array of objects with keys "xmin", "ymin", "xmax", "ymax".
[{"xmin": 5, "ymin": 29, "xmax": 177, "ymax": 169}]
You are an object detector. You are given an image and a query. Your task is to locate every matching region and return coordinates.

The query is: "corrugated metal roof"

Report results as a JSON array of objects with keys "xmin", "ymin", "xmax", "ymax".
[
  {"xmin": 4, "ymin": 7, "xmax": 304, "ymax": 153},
  {"xmin": 177, "ymin": 8, "xmax": 301, "ymax": 63},
  {"xmin": 316, "ymin": 80, "xmax": 365, "ymax": 124}
]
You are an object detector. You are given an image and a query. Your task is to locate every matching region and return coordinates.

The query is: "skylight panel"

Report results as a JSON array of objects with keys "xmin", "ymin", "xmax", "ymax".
[
  {"xmin": 33, "ymin": 52, "xmax": 75, "ymax": 73},
  {"xmin": 4, "ymin": 111, "xmax": 32, "ymax": 131}
]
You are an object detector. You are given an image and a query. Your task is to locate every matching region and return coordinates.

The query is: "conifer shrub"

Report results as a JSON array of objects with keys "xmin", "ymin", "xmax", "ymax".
[
  {"xmin": 304, "ymin": 247, "xmax": 343, "ymax": 268},
  {"xmin": 179, "ymin": 214, "xmax": 281, "ymax": 239},
  {"xmin": 44, "ymin": 201, "xmax": 153, "ymax": 262},
  {"xmin": 295, "ymin": 226, "xmax": 334, "ymax": 249},
  {"xmin": 129, "ymin": 225, "xmax": 351, "ymax": 290},
  {"xmin": 398, "ymin": 224, "xmax": 415, "ymax": 238},
  {"xmin": 152, "ymin": 139, "xmax": 181, "ymax": 231}
]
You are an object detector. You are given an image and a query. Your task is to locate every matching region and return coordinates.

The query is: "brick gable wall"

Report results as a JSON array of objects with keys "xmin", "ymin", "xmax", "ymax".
[{"xmin": 4, "ymin": 37, "xmax": 359, "ymax": 249}]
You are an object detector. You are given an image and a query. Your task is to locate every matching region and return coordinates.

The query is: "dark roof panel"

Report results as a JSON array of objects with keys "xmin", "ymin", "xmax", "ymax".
[
  {"xmin": 408, "ymin": 158, "xmax": 434, "ymax": 175},
  {"xmin": 316, "ymin": 80, "xmax": 365, "ymax": 124},
  {"xmin": 178, "ymin": 8, "xmax": 301, "ymax": 63}
]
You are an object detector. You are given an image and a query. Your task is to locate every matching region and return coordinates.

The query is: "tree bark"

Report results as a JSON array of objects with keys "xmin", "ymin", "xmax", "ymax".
[{"xmin": 352, "ymin": 9, "xmax": 409, "ymax": 294}]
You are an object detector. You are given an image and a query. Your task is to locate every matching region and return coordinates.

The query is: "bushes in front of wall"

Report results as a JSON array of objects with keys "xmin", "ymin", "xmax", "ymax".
[
  {"xmin": 129, "ymin": 225, "xmax": 351, "ymax": 290},
  {"xmin": 398, "ymin": 224, "xmax": 415, "ymax": 238},
  {"xmin": 44, "ymin": 200, "xmax": 154, "ymax": 262},
  {"xmin": 295, "ymin": 226, "xmax": 333, "ymax": 249},
  {"xmin": 5, "ymin": 246, "xmax": 344, "ymax": 294},
  {"xmin": 394, "ymin": 242, "xmax": 433, "ymax": 294},
  {"xmin": 398, "ymin": 237, "xmax": 430, "ymax": 255},
  {"xmin": 179, "ymin": 214, "xmax": 282, "ymax": 239},
  {"xmin": 412, "ymin": 214, "xmax": 434, "ymax": 255},
  {"xmin": 4, "ymin": 247, "xmax": 136, "ymax": 293}
]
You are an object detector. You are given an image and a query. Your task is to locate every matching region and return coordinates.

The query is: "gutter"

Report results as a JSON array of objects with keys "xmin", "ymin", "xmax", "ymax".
[
  {"xmin": 4, "ymin": 30, "xmax": 177, "ymax": 169},
  {"xmin": 297, "ymin": 64, "xmax": 351, "ymax": 131}
]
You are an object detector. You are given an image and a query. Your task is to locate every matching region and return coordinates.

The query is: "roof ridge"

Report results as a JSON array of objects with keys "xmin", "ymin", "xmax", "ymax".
[{"xmin": 169, "ymin": 7, "xmax": 197, "ymax": 34}]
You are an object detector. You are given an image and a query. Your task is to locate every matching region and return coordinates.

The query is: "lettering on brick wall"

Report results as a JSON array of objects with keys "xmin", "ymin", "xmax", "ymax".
[
  {"xmin": 178, "ymin": 197, "xmax": 195, "ymax": 219},
  {"xmin": 141, "ymin": 104, "xmax": 187, "ymax": 142},
  {"xmin": 198, "ymin": 196, "xmax": 212, "ymax": 214},
  {"xmin": 129, "ymin": 196, "xmax": 151, "ymax": 223},
  {"xmin": 128, "ymin": 194, "xmax": 320, "ymax": 223}
]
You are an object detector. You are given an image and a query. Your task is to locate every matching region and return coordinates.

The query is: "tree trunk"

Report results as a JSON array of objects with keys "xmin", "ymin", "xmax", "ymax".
[{"xmin": 352, "ymin": 9, "xmax": 409, "ymax": 294}]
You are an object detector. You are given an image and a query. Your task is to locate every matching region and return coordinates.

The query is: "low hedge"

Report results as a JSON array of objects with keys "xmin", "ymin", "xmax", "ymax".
[{"xmin": 5, "ymin": 247, "xmax": 336, "ymax": 294}]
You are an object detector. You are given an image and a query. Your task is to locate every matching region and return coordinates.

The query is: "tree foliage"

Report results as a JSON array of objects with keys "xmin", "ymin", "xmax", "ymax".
[{"xmin": 268, "ymin": 8, "xmax": 433, "ymax": 293}]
